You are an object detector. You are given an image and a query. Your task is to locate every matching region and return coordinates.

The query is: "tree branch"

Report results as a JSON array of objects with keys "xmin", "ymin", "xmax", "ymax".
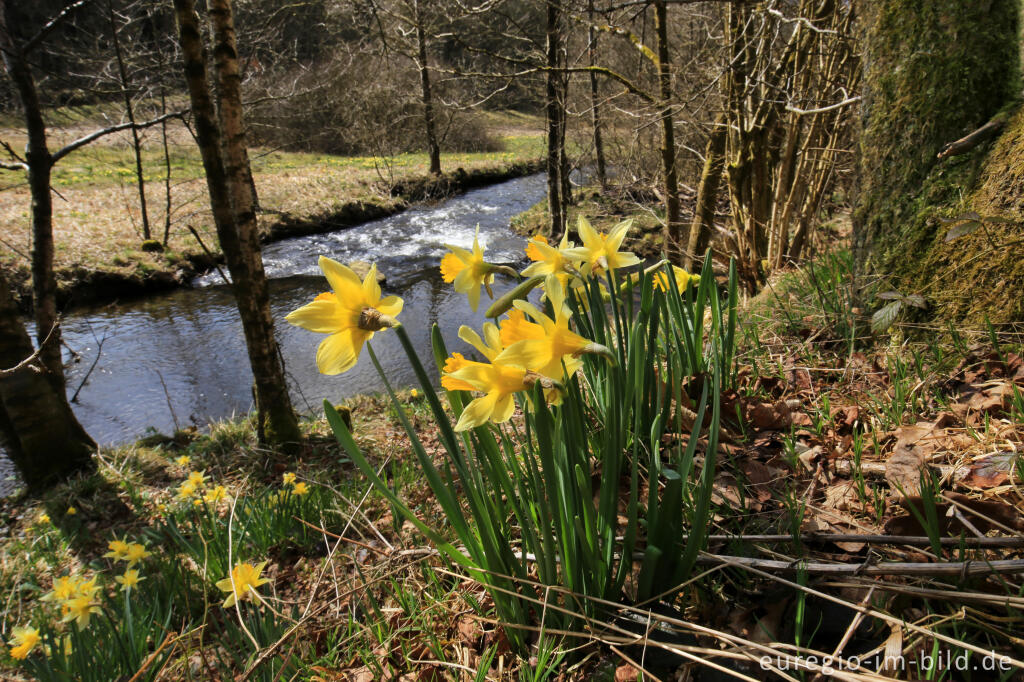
[
  {"xmin": 23, "ymin": 0, "xmax": 98, "ymax": 53},
  {"xmin": 51, "ymin": 110, "xmax": 185, "ymax": 164},
  {"xmin": 937, "ymin": 112, "xmax": 1010, "ymax": 160}
]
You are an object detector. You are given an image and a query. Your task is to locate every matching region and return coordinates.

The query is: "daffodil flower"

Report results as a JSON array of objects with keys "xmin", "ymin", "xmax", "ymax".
[
  {"xmin": 41, "ymin": 575, "xmax": 83, "ymax": 602},
  {"xmin": 115, "ymin": 569, "xmax": 143, "ymax": 592},
  {"xmin": 216, "ymin": 561, "xmax": 270, "ymax": 608},
  {"xmin": 440, "ymin": 322, "xmax": 507, "ymax": 392},
  {"xmin": 36, "ymin": 513, "xmax": 50, "ymax": 525},
  {"xmin": 7, "ymin": 626, "xmax": 40, "ymax": 660},
  {"xmin": 522, "ymin": 233, "xmax": 575, "ymax": 280},
  {"xmin": 292, "ymin": 482, "xmax": 310, "ymax": 496},
  {"xmin": 187, "ymin": 471, "xmax": 206, "ymax": 488},
  {"xmin": 203, "ymin": 485, "xmax": 228, "ymax": 503},
  {"xmin": 440, "ymin": 228, "xmax": 513, "ymax": 311},
  {"xmin": 61, "ymin": 596, "xmax": 100, "ymax": 629},
  {"xmin": 176, "ymin": 480, "xmax": 197, "ymax": 500},
  {"xmin": 446, "ymin": 359, "xmax": 563, "ymax": 432},
  {"xmin": 282, "ymin": 472, "xmax": 296, "ymax": 486},
  {"xmin": 287, "ymin": 257, "xmax": 403, "ymax": 375},
  {"xmin": 66, "ymin": 506, "xmax": 77, "ymax": 515},
  {"xmin": 496, "ymin": 276, "xmax": 611, "ymax": 379},
  {"xmin": 175, "ymin": 455, "xmax": 191, "ymax": 467},
  {"xmin": 652, "ymin": 265, "xmax": 700, "ymax": 293},
  {"xmin": 125, "ymin": 543, "xmax": 151, "ymax": 566},
  {"xmin": 563, "ymin": 216, "xmax": 640, "ymax": 277},
  {"xmin": 104, "ymin": 538, "xmax": 130, "ymax": 561}
]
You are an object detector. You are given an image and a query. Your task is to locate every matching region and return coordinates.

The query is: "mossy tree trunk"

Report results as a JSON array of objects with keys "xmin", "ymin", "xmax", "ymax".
[
  {"xmin": 0, "ymin": 271, "xmax": 95, "ymax": 491},
  {"xmin": 546, "ymin": 0, "xmax": 566, "ymax": 242},
  {"xmin": 853, "ymin": 1, "xmax": 1021, "ymax": 322}
]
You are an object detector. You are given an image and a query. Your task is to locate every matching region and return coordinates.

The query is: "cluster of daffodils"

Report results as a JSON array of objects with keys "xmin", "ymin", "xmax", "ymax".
[
  {"xmin": 174, "ymin": 469, "xmax": 229, "ymax": 506},
  {"xmin": 104, "ymin": 538, "xmax": 151, "ymax": 590},
  {"xmin": 281, "ymin": 472, "xmax": 309, "ymax": 497},
  {"xmin": 286, "ymin": 217, "xmax": 698, "ymax": 432}
]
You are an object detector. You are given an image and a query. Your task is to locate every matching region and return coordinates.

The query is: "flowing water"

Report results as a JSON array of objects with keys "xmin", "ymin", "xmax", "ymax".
[{"xmin": 2, "ymin": 173, "xmax": 546, "ymax": 493}]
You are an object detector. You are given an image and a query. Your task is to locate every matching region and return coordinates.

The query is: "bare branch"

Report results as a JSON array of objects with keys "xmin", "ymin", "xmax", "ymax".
[
  {"xmin": 22, "ymin": 0, "xmax": 99, "ymax": 54},
  {"xmin": 785, "ymin": 95, "xmax": 861, "ymax": 116},
  {"xmin": 51, "ymin": 110, "xmax": 185, "ymax": 164}
]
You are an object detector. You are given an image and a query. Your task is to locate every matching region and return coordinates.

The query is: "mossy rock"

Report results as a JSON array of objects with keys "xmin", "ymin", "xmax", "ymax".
[{"xmin": 140, "ymin": 239, "xmax": 164, "ymax": 253}]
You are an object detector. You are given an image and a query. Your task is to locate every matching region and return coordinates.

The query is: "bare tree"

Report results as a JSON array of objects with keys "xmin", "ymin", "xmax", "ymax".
[{"xmin": 172, "ymin": 0, "xmax": 301, "ymax": 447}]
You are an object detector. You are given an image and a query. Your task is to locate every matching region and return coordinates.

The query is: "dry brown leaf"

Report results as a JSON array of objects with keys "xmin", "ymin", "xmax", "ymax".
[{"xmin": 962, "ymin": 452, "xmax": 1017, "ymax": 489}]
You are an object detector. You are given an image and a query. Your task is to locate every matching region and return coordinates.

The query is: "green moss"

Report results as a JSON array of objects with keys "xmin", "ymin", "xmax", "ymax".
[{"xmin": 855, "ymin": 0, "xmax": 1021, "ymax": 323}]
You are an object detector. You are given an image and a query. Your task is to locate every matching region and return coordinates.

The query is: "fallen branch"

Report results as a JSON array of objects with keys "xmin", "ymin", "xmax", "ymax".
[
  {"xmin": 697, "ymin": 533, "xmax": 1024, "ymax": 548},
  {"xmin": 697, "ymin": 553, "xmax": 1024, "ymax": 577},
  {"xmin": 937, "ymin": 113, "xmax": 1009, "ymax": 159}
]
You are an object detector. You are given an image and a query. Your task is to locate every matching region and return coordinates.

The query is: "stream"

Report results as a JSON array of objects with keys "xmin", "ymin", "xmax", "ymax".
[{"xmin": 8, "ymin": 174, "xmax": 547, "ymax": 477}]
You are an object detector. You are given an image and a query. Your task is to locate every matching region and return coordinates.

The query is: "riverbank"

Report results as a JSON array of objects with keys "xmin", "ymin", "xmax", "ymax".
[
  {"xmin": 3, "ymin": 258, "xmax": 1021, "ymax": 679},
  {"xmin": 510, "ymin": 183, "xmax": 690, "ymax": 259},
  {"xmin": 1, "ymin": 156, "xmax": 543, "ymax": 313}
]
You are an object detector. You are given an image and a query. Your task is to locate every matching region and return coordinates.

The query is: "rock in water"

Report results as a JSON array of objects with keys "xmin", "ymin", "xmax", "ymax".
[{"xmin": 348, "ymin": 260, "xmax": 386, "ymax": 285}]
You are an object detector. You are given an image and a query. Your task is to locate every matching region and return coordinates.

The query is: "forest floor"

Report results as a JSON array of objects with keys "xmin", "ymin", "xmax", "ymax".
[
  {"xmin": 0, "ymin": 109, "xmax": 544, "ymax": 310},
  {"xmin": 2, "ymin": 244, "xmax": 1022, "ymax": 680}
]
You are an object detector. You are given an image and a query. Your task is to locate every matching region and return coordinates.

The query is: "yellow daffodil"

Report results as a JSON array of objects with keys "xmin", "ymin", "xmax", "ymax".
[
  {"xmin": 187, "ymin": 471, "xmax": 206, "ymax": 488},
  {"xmin": 61, "ymin": 596, "xmax": 100, "ymax": 629},
  {"xmin": 115, "ymin": 569, "xmax": 143, "ymax": 592},
  {"xmin": 653, "ymin": 265, "xmax": 700, "ymax": 293},
  {"xmin": 176, "ymin": 481, "xmax": 197, "ymax": 500},
  {"xmin": 409, "ymin": 388, "xmax": 419, "ymax": 398},
  {"xmin": 440, "ymin": 352, "xmax": 476, "ymax": 392},
  {"xmin": 125, "ymin": 543, "xmax": 151, "ymax": 566},
  {"xmin": 292, "ymin": 482, "xmax": 310, "ymax": 496},
  {"xmin": 286, "ymin": 256, "xmax": 403, "ymax": 375},
  {"xmin": 36, "ymin": 513, "xmax": 50, "ymax": 525},
  {"xmin": 41, "ymin": 575, "xmax": 82, "ymax": 603},
  {"xmin": 563, "ymin": 216, "xmax": 640, "ymax": 277},
  {"xmin": 104, "ymin": 538, "xmax": 130, "ymax": 561},
  {"xmin": 203, "ymin": 485, "xmax": 228, "ymax": 503},
  {"xmin": 73, "ymin": 576, "xmax": 100, "ymax": 599},
  {"xmin": 66, "ymin": 506, "xmax": 77, "ymax": 515},
  {"xmin": 216, "ymin": 561, "xmax": 270, "ymax": 608},
  {"xmin": 282, "ymin": 472, "xmax": 296, "ymax": 486},
  {"xmin": 445, "ymin": 359, "xmax": 563, "ymax": 432},
  {"xmin": 496, "ymin": 276, "xmax": 610, "ymax": 379},
  {"xmin": 175, "ymin": 455, "xmax": 191, "ymax": 467},
  {"xmin": 522, "ymin": 233, "xmax": 575, "ymax": 285},
  {"xmin": 440, "ymin": 228, "xmax": 498, "ymax": 312},
  {"xmin": 7, "ymin": 626, "xmax": 40, "ymax": 660},
  {"xmin": 440, "ymin": 322, "xmax": 508, "ymax": 392}
]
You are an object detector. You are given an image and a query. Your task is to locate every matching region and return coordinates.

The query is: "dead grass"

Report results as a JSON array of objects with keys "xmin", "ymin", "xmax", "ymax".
[{"xmin": 0, "ymin": 113, "xmax": 544, "ymax": 290}]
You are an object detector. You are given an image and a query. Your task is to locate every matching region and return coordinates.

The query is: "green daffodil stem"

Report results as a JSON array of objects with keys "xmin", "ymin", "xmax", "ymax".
[
  {"xmin": 489, "ymin": 264, "xmax": 522, "ymax": 279},
  {"xmin": 578, "ymin": 342, "xmax": 617, "ymax": 365},
  {"xmin": 485, "ymin": 275, "xmax": 545, "ymax": 318}
]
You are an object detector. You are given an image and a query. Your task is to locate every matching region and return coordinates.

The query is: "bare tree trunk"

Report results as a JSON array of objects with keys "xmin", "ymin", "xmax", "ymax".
[
  {"xmin": 654, "ymin": 0, "xmax": 681, "ymax": 257},
  {"xmin": 0, "ymin": 271, "xmax": 94, "ymax": 490},
  {"xmin": 685, "ymin": 114, "xmax": 727, "ymax": 270},
  {"xmin": 546, "ymin": 0, "xmax": 565, "ymax": 241},
  {"xmin": 173, "ymin": 0, "xmax": 301, "ymax": 447},
  {"xmin": 414, "ymin": 0, "xmax": 441, "ymax": 175},
  {"xmin": 587, "ymin": 0, "xmax": 607, "ymax": 191},
  {"xmin": 0, "ymin": 2, "xmax": 63, "ymax": 386},
  {"xmin": 161, "ymin": 87, "xmax": 173, "ymax": 246},
  {"xmin": 107, "ymin": 0, "xmax": 151, "ymax": 241}
]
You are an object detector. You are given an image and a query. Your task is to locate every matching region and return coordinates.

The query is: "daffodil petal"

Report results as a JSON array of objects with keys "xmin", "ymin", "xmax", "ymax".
[
  {"xmin": 454, "ymin": 392, "xmax": 499, "ymax": 432},
  {"xmin": 492, "ymin": 393, "xmax": 516, "ymax": 423},
  {"xmin": 285, "ymin": 297, "xmax": 346, "ymax": 334},
  {"xmin": 361, "ymin": 264, "xmax": 382, "ymax": 303},
  {"xmin": 316, "ymin": 329, "xmax": 370, "ymax": 375},
  {"xmin": 319, "ymin": 256, "xmax": 363, "ymax": 301},
  {"xmin": 377, "ymin": 295, "xmax": 404, "ymax": 317}
]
